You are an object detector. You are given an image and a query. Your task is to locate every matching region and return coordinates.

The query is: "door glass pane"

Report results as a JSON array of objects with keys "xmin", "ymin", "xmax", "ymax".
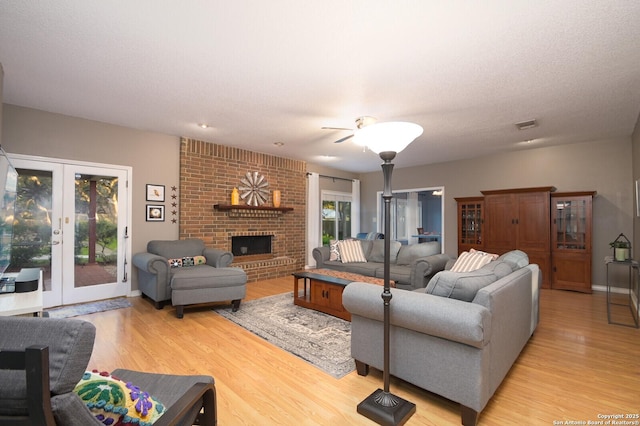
[
  {"xmin": 337, "ymin": 200, "xmax": 351, "ymax": 241},
  {"xmin": 74, "ymin": 173, "xmax": 118, "ymax": 287},
  {"xmin": 12, "ymin": 169, "xmax": 53, "ymax": 291},
  {"xmin": 322, "ymin": 200, "xmax": 336, "ymax": 245}
]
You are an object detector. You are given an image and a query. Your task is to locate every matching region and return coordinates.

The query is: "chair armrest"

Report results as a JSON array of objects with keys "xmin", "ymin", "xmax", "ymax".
[
  {"xmin": 312, "ymin": 247, "xmax": 330, "ymax": 268},
  {"xmin": 132, "ymin": 252, "xmax": 169, "ymax": 275},
  {"xmin": 153, "ymin": 381, "xmax": 216, "ymax": 426},
  {"xmin": 0, "ymin": 345, "xmax": 56, "ymax": 425},
  {"xmin": 410, "ymin": 253, "xmax": 453, "ymax": 288},
  {"xmin": 203, "ymin": 248, "xmax": 233, "ymax": 267}
]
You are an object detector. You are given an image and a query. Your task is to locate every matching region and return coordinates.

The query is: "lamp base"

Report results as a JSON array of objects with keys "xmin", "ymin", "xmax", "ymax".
[{"xmin": 357, "ymin": 389, "xmax": 416, "ymax": 426}]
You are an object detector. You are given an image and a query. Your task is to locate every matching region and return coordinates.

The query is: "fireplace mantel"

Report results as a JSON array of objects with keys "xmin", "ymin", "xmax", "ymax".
[{"xmin": 214, "ymin": 204, "xmax": 294, "ymax": 218}]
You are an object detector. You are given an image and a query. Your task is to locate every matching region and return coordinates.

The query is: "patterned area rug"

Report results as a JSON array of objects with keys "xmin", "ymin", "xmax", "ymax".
[
  {"xmin": 215, "ymin": 292, "xmax": 354, "ymax": 379},
  {"xmin": 45, "ymin": 298, "xmax": 132, "ymax": 318}
]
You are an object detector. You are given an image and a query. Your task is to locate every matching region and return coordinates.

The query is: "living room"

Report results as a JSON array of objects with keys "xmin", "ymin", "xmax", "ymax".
[{"xmin": 1, "ymin": 2, "xmax": 640, "ymax": 425}]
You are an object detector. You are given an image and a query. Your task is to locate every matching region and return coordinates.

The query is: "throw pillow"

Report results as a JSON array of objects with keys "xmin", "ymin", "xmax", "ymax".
[
  {"xmin": 167, "ymin": 258, "xmax": 183, "ymax": 268},
  {"xmin": 338, "ymin": 239, "xmax": 367, "ymax": 263},
  {"xmin": 182, "ymin": 256, "xmax": 195, "ymax": 267},
  {"xmin": 329, "ymin": 239, "xmax": 341, "ymax": 261},
  {"xmin": 193, "ymin": 255, "xmax": 207, "ymax": 265},
  {"xmin": 74, "ymin": 370, "xmax": 165, "ymax": 425},
  {"xmin": 450, "ymin": 250, "xmax": 494, "ymax": 273}
]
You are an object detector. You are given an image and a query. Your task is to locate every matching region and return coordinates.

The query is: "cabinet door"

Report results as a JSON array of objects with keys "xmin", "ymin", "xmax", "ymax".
[
  {"xmin": 483, "ymin": 193, "xmax": 516, "ymax": 252},
  {"xmin": 552, "ymin": 252, "xmax": 592, "ymax": 293},
  {"xmin": 517, "ymin": 192, "xmax": 550, "ymax": 252},
  {"xmin": 311, "ymin": 282, "xmax": 330, "ymax": 308},
  {"xmin": 456, "ymin": 197, "xmax": 484, "ymax": 254}
]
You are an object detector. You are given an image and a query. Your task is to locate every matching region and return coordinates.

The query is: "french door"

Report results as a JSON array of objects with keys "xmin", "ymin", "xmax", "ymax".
[
  {"xmin": 10, "ymin": 156, "xmax": 131, "ymax": 308},
  {"xmin": 321, "ymin": 191, "xmax": 352, "ymax": 245}
]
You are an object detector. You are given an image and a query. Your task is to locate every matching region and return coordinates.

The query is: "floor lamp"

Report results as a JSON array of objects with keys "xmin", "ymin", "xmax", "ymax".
[{"xmin": 354, "ymin": 122, "xmax": 423, "ymax": 426}]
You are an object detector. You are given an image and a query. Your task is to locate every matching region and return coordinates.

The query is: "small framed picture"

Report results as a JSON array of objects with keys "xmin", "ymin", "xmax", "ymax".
[
  {"xmin": 146, "ymin": 205, "xmax": 165, "ymax": 222},
  {"xmin": 146, "ymin": 184, "xmax": 165, "ymax": 202}
]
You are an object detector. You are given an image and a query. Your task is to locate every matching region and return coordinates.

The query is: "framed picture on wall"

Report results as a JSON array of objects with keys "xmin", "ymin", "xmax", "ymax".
[
  {"xmin": 146, "ymin": 205, "xmax": 165, "ymax": 222},
  {"xmin": 146, "ymin": 184, "xmax": 165, "ymax": 202}
]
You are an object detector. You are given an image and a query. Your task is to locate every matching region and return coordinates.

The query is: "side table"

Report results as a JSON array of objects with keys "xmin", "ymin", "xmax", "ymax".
[
  {"xmin": 0, "ymin": 269, "xmax": 44, "ymax": 317},
  {"xmin": 604, "ymin": 256, "xmax": 639, "ymax": 328}
]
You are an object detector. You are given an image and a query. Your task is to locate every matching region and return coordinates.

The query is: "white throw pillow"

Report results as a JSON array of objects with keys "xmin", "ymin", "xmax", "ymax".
[
  {"xmin": 329, "ymin": 239, "xmax": 341, "ymax": 261},
  {"xmin": 338, "ymin": 239, "xmax": 367, "ymax": 263},
  {"xmin": 450, "ymin": 250, "xmax": 494, "ymax": 273}
]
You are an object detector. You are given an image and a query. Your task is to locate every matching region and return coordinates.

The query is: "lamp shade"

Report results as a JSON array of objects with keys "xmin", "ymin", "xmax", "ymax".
[{"xmin": 353, "ymin": 122, "xmax": 423, "ymax": 154}]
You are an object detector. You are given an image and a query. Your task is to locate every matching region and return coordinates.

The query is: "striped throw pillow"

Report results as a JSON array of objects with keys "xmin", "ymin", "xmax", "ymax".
[
  {"xmin": 450, "ymin": 250, "xmax": 494, "ymax": 273},
  {"xmin": 338, "ymin": 239, "xmax": 367, "ymax": 263}
]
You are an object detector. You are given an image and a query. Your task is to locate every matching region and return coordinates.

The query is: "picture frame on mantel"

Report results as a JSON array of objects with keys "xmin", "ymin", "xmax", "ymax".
[
  {"xmin": 146, "ymin": 184, "xmax": 165, "ymax": 202},
  {"xmin": 146, "ymin": 205, "xmax": 165, "ymax": 222}
]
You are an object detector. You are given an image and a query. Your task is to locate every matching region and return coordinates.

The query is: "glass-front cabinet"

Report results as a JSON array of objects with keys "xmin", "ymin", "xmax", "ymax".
[
  {"xmin": 455, "ymin": 197, "xmax": 484, "ymax": 255},
  {"xmin": 551, "ymin": 192, "xmax": 596, "ymax": 293}
]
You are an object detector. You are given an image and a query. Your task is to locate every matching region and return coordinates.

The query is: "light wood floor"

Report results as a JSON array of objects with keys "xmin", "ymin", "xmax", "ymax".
[{"xmin": 82, "ymin": 278, "xmax": 639, "ymax": 425}]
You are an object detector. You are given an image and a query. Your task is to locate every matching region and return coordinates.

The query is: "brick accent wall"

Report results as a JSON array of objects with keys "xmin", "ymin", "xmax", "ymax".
[{"xmin": 179, "ymin": 137, "xmax": 306, "ymax": 282}]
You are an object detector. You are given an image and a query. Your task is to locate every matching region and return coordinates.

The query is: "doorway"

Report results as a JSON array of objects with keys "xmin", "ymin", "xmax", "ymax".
[{"xmin": 9, "ymin": 156, "xmax": 131, "ymax": 308}]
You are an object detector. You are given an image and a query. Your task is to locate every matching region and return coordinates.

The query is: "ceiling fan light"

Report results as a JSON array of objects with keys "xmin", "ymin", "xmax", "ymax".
[{"xmin": 356, "ymin": 122, "xmax": 423, "ymax": 154}]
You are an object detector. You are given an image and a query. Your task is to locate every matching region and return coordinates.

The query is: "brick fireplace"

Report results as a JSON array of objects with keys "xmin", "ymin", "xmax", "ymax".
[{"xmin": 179, "ymin": 138, "xmax": 306, "ymax": 282}]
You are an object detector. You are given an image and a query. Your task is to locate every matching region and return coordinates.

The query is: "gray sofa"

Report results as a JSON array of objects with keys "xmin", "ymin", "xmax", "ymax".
[
  {"xmin": 132, "ymin": 239, "xmax": 247, "ymax": 318},
  {"xmin": 342, "ymin": 251, "xmax": 541, "ymax": 426},
  {"xmin": 312, "ymin": 240, "xmax": 451, "ymax": 290}
]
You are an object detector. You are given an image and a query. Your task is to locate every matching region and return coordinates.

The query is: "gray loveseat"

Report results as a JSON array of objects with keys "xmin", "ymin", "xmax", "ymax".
[
  {"xmin": 133, "ymin": 239, "xmax": 247, "ymax": 318},
  {"xmin": 312, "ymin": 240, "xmax": 451, "ymax": 290},
  {"xmin": 342, "ymin": 250, "xmax": 541, "ymax": 426}
]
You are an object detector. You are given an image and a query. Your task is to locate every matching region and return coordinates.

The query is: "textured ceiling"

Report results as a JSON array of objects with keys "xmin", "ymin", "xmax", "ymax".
[{"xmin": 1, "ymin": 1, "xmax": 640, "ymax": 172}]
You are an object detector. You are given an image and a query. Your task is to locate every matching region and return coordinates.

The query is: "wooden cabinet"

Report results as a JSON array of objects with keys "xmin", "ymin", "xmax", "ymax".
[
  {"xmin": 551, "ymin": 192, "xmax": 595, "ymax": 293},
  {"xmin": 310, "ymin": 279, "xmax": 349, "ymax": 319},
  {"xmin": 481, "ymin": 187, "xmax": 554, "ymax": 288},
  {"xmin": 455, "ymin": 197, "xmax": 484, "ymax": 254}
]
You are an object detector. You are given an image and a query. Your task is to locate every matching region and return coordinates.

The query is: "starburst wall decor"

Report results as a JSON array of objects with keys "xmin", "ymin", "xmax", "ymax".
[{"xmin": 239, "ymin": 171, "xmax": 269, "ymax": 206}]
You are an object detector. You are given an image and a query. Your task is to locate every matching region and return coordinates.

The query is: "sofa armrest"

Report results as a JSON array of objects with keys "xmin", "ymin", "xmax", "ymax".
[
  {"xmin": 203, "ymin": 248, "xmax": 233, "ymax": 267},
  {"xmin": 132, "ymin": 252, "xmax": 171, "ymax": 302},
  {"xmin": 342, "ymin": 282, "xmax": 491, "ymax": 348},
  {"xmin": 132, "ymin": 252, "xmax": 169, "ymax": 276},
  {"xmin": 312, "ymin": 246, "xmax": 331, "ymax": 268},
  {"xmin": 410, "ymin": 253, "xmax": 453, "ymax": 288}
]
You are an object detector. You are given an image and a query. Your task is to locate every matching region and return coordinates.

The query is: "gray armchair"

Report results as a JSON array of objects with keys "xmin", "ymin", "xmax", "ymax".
[
  {"xmin": 133, "ymin": 239, "xmax": 247, "ymax": 318},
  {"xmin": 0, "ymin": 316, "xmax": 216, "ymax": 425}
]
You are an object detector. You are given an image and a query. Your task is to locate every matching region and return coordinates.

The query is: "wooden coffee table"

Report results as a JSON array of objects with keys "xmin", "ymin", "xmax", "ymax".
[{"xmin": 292, "ymin": 269, "xmax": 389, "ymax": 321}]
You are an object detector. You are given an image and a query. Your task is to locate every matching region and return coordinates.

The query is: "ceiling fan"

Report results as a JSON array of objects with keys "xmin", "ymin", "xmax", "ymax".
[{"xmin": 322, "ymin": 116, "xmax": 377, "ymax": 143}]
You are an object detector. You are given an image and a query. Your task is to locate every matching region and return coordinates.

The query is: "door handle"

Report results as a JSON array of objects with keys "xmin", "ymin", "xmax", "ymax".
[{"xmin": 51, "ymin": 241, "xmax": 60, "ymax": 245}]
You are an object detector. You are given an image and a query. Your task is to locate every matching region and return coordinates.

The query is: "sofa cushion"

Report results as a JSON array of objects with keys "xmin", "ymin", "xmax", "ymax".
[
  {"xmin": 396, "ymin": 242, "xmax": 440, "ymax": 265},
  {"xmin": 367, "ymin": 239, "xmax": 401, "ymax": 263},
  {"xmin": 450, "ymin": 250, "xmax": 494, "ymax": 272},
  {"xmin": 425, "ymin": 261, "xmax": 514, "ymax": 302},
  {"xmin": 338, "ymin": 239, "xmax": 367, "ymax": 263}
]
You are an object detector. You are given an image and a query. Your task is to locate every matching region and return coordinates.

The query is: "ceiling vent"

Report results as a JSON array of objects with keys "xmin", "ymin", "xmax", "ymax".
[{"xmin": 515, "ymin": 119, "xmax": 538, "ymax": 130}]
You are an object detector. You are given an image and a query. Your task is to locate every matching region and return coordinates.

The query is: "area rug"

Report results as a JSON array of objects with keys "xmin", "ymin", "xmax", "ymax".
[
  {"xmin": 45, "ymin": 298, "xmax": 132, "ymax": 318},
  {"xmin": 214, "ymin": 292, "xmax": 354, "ymax": 379}
]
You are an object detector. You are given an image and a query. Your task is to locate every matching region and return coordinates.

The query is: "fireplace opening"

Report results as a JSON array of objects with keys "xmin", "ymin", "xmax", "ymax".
[{"xmin": 232, "ymin": 235, "xmax": 272, "ymax": 256}]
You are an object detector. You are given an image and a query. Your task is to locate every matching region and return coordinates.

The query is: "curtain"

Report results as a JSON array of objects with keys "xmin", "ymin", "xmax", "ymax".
[
  {"xmin": 351, "ymin": 179, "xmax": 360, "ymax": 237},
  {"xmin": 306, "ymin": 173, "xmax": 320, "ymax": 267}
]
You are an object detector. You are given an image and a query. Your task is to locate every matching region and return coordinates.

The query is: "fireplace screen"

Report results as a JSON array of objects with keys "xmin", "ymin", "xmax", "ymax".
[{"xmin": 231, "ymin": 235, "xmax": 272, "ymax": 256}]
